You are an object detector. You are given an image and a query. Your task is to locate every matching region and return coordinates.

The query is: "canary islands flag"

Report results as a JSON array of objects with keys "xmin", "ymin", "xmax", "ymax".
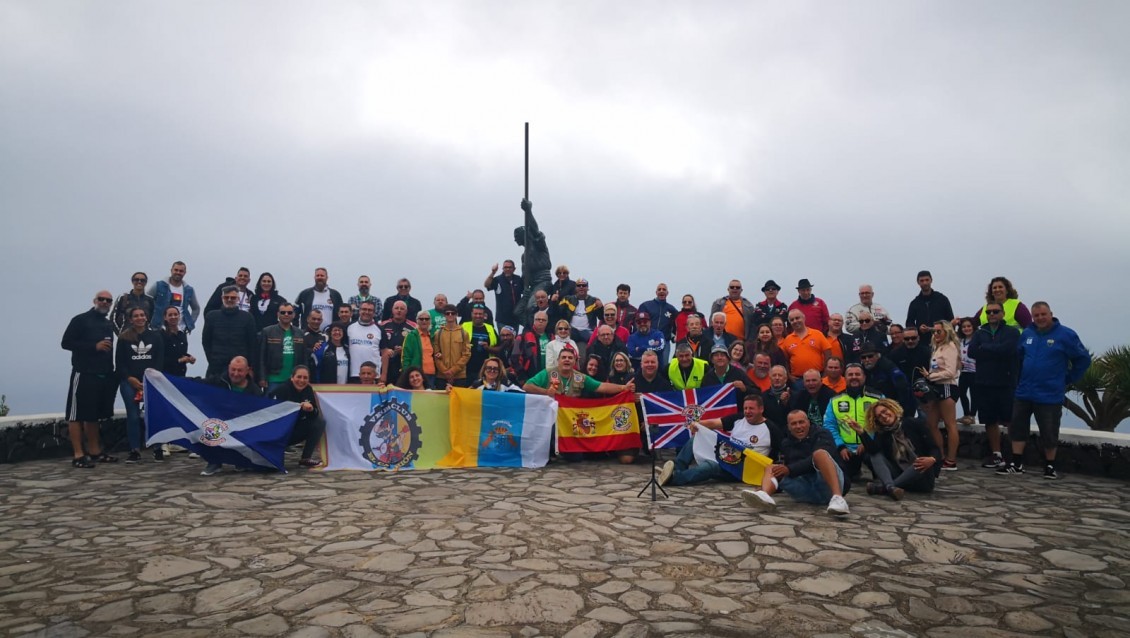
[
  {"xmin": 556, "ymin": 392, "xmax": 641, "ymax": 454},
  {"xmin": 439, "ymin": 388, "xmax": 557, "ymax": 468},
  {"xmin": 143, "ymin": 369, "xmax": 299, "ymax": 472},
  {"xmin": 317, "ymin": 386, "xmax": 452, "ymax": 471},
  {"xmin": 691, "ymin": 427, "xmax": 773, "ymax": 486}
]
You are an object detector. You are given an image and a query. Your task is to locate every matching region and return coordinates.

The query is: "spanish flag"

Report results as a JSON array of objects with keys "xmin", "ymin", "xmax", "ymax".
[
  {"xmin": 691, "ymin": 427, "xmax": 774, "ymax": 486},
  {"xmin": 440, "ymin": 388, "xmax": 557, "ymax": 468},
  {"xmin": 556, "ymin": 392, "xmax": 641, "ymax": 454}
]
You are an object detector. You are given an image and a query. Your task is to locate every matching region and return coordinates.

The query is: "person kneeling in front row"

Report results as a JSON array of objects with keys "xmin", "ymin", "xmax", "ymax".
[
  {"xmin": 742, "ymin": 410, "xmax": 851, "ymax": 516},
  {"xmin": 269, "ymin": 365, "xmax": 326, "ymax": 469}
]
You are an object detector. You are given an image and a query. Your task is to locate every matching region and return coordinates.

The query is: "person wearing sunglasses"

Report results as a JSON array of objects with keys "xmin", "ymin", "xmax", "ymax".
[
  {"xmin": 968, "ymin": 301, "xmax": 1021, "ymax": 470},
  {"xmin": 434, "ymin": 304, "xmax": 471, "ymax": 387},
  {"xmin": 845, "ymin": 284, "xmax": 892, "ymax": 335},
  {"xmin": 202, "ymin": 285, "xmax": 257, "ymax": 380},
  {"xmin": 110, "ymin": 272, "xmax": 155, "ymax": 333},
  {"xmin": 471, "ymin": 356, "xmax": 522, "ymax": 392},
  {"xmin": 381, "ymin": 277, "xmax": 422, "ymax": 322},
  {"xmin": 710, "ymin": 279, "xmax": 757, "ymax": 343},
  {"xmin": 544, "ymin": 319, "xmax": 578, "ymax": 378},
  {"xmin": 62, "ymin": 290, "xmax": 119, "ymax": 468},
  {"xmin": 257, "ymin": 303, "xmax": 307, "ymax": 394}
]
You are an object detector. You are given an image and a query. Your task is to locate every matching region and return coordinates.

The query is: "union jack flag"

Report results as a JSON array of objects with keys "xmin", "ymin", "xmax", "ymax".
[{"xmin": 640, "ymin": 386, "xmax": 738, "ymax": 450}]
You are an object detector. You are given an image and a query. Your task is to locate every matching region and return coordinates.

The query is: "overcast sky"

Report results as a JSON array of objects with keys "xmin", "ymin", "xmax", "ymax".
[{"xmin": 1, "ymin": 1, "xmax": 1127, "ymax": 428}]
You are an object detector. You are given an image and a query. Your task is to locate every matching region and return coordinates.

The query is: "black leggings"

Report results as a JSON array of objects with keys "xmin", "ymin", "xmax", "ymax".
[{"xmin": 957, "ymin": 371, "xmax": 976, "ymax": 417}]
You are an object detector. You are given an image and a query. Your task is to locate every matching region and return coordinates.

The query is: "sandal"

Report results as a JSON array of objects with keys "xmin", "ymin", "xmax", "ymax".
[
  {"xmin": 72, "ymin": 456, "xmax": 96, "ymax": 469},
  {"xmin": 93, "ymin": 453, "xmax": 119, "ymax": 463}
]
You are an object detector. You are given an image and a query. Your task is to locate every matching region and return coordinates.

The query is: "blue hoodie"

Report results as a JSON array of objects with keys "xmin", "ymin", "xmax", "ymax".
[{"xmin": 1015, "ymin": 318, "xmax": 1090, "ymax": 404}]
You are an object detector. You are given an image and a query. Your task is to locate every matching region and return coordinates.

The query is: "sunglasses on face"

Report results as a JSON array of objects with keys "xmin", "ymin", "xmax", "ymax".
[
  {"xmin": 986, "ymin": 309, "xmax": 1003, "ymax": 315},
  {"xmin": 278, "ymin": 311, "xmax": 294, "ymax": 315},
  {"xmin": 132, "ymin": 278, "xmax": 147, "ymax": 283},
  {"xmin": 483, "ymin": 366, "xmax": 500, "ymax": 372},
  {"xmin": 96, "ymin": 297, "xmax": 113, "ymax": 303}
]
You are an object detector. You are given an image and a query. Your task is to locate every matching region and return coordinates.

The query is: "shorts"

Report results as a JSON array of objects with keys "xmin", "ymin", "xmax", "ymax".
[
  {"xmin": 65, "ymin": 370, "xmax": 116, "ymax": 422},
  {"xmin": 931, "ymin": 383, "xmax": 955, "ymax": 402},
  {"xmin": 1009, "ymin": 399, "xmax": 1062, "ymax": 449},
  {"xmin": 976, "ymin": 385, "xmax": 1014, "ymax": 424},
  {"xmin": 780, "ymin": 458, "xmax": 844, "ymax": 504}
]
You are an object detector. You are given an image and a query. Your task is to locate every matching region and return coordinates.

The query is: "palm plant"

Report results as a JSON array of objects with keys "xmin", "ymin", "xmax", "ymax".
[{"xmin": 1065, "ymin": 346, "xmax": 1130, "ymax": 431}]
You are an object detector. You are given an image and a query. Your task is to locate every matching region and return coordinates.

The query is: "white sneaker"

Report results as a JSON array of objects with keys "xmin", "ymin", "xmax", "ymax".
[
  {"xmin": 827, "ymin": 495, "xmax": 850, "ymax": 516},
  {"xmin": 741, "ymin": 489, "xmax": 776, "ymax": 511},
  {"xmin": 200, "ymin": 463, "xmax": 222, "ymax": 477},
  {"xmin": 188, "ymin": 452, "xmax": 200, "ymax": 459},
  {"xmin": 658, "ymin": 460, "xmax": 675, "ymax": 487}
]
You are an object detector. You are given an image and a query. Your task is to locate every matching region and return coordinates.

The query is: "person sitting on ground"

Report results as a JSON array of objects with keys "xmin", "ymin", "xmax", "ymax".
[
  {"xmin": 850, "ymin": 398, "xmax": 940, "ymax": 500},
  {"xmin": 658, "ymin": 394, "xmax": 782, "ymax": 487},
  {"xmin": 742, "ymin": 410, "xmax": 851, "ymax": 515},
  {"xmin": 823, "ymin": 363, "xmax": 880, "ymax": 481},
  {"xmin": 269, "ymin": 365, "xmax": 326, "ymax": 469}
]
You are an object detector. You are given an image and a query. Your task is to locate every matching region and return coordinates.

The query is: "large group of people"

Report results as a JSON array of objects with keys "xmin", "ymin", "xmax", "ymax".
[{"xmin": 63, "ymin": 261, "xmax": 1090, "ymax": 512}]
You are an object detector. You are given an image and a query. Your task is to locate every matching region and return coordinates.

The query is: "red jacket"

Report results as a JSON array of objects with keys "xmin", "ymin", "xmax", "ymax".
[{"xmin": 789, "ymin": 297, "xmax": 830, "ymax": 333}]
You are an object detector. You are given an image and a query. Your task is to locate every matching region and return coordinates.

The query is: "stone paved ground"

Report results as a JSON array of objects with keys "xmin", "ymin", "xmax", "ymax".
[{"xmin": 1, "ymin": 455, "xmax": 1128, "ymax": 638}]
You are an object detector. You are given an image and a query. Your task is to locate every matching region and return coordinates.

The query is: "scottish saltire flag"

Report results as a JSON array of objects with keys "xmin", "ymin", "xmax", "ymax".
[
  {"xmin": 691, "ymin": 427, "xmax": 774, "ymax": 486},
  {"xmin": 641, "ymin": 386, "xmax": 738, "ymax": 450},
  {"xmin": 556, "ymin": 392, "xmax": 641, "ymax": 454},
  {"xmin": 439, "ymin": 388, "xmax": 556, "ymax": 468},
  {"xmin": 316, "ymin": 386, "xmax": 452, "ymax": 471},
  {"xmin": 143, "ymin": 369, "xmax": 299, "ymax": 472}
]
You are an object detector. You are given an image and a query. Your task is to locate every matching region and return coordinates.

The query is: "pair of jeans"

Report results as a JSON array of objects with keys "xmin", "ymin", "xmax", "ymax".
[
  {"xmin": 671, "ymin": 438, "xmax": 732, "ymax": 486},
  {"xmin": 119, "ymin": 379, "xmax": 144, "ymax": 450},
  {"xmin": 779, "ymin": 459, "xmax": 845, "ymax": 504}
]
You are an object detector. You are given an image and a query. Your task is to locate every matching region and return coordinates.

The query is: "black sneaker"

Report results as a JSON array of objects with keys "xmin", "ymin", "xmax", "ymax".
[
  {"xmin": 996, "ymin": 462, "xmax": 1024, "ymax": 475},
  {"xmin": 1043, "ymin": 465, "xmax": 1058, "ymax": 480},
  {"xmin": 153, "ymin": 448, "xmax": 165, "ymax": 462},
  {"xmin": 981, "ymin": 454, "xmax": 1005, "ymax": 469},
  {"xmin": 126, "ymin": 450, "xmax": 141, "ymax": 464}
]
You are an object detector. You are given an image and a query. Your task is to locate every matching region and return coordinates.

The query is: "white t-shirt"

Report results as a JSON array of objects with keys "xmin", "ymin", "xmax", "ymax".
[
  {"xmin": 570, "ymin": 301, "xmax": 589, "ymax": 332},
  {"xmin": 169, "ymin": 283, "xmax": 186, "ymax": 330},
  {"xmin": 312, "ymin": 289, "xmax": 333, "ymax": 331},
  {"xmin": 335, "ymin": 346, "xmax": 350, "ymax": 384},
  {"xmin": 729, "ymin": 419, "xmax": 772, "ymax": 458},
  {"xmin": 237, "ymin": 288, "xmax": 251, "ymax": 313},
  {"xmin": 347, "ymin": 321, "xmax": 381, "ymax": 378}
]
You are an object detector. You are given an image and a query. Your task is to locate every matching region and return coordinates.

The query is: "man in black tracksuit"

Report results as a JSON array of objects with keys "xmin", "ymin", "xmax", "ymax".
[{"xmin": 61, "ymin": 291, "xmax": 119, "ymax": 467}]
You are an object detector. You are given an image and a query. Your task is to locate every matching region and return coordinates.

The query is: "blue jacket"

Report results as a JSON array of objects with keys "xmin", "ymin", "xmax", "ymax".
[
  {"xmin": 1015, "ymin": 319, "xmax": 1090, "ymax": 404},
  {"xmin": 150, "ymin": 280, "xmax": 200, "ymax": 332},
  {"xmin": 626, "ymin": 328, "xmax": 666, "ymax": 364}
]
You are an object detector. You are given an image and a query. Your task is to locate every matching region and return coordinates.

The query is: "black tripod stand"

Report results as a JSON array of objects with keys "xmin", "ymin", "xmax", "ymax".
[{"xmin": 637, "ymin": 428, "xmax": 668, "ymax": 501}]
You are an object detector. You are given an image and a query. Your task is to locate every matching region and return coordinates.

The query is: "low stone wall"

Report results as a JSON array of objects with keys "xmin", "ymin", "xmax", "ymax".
[
  {"xmin": 0, "ymin": 412, "xmax": 126, "ymax": 463},
  {"xmin": 2, "ymin": 413, "xmax": 1129, "ymax": 478}
]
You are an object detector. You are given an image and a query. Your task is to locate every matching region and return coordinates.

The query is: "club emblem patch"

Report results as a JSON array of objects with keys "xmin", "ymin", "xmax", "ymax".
[
  {"xmin": 199, "ymin": 418, "xmax": 229, "ymax": 446},
  {"xmin": 358, "ymin": 399, "xmax": 422, "ymax": 470}
]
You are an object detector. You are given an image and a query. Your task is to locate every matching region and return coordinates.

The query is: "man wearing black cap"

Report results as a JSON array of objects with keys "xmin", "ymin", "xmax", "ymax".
[
  {"xmin": 905, "ymin": 270, "xmax": 954, "ymax": 339},
  {"xmin": 752, "ymin": 280, "xmax": 789, "ymax": 327},
  {"xmin": 789, "ymin": 278, "xmax": 830, "ymax": 333},
  {"xmin": 711, "ymin": 279, "xmax": 757, "ymax": 342}
]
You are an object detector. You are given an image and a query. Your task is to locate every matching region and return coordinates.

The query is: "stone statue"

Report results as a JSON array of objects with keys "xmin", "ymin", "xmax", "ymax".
[{"xmin": 513, "ymin": 198, "xmax": 552, "ymax": 327}]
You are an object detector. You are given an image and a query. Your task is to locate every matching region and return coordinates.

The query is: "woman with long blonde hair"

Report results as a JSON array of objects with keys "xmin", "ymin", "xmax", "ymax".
[
  {"xmin": 844, "ymin": 399, "xmax": 941, "ymax": 500},
  {"xmin": 920, "ymin": 320, "xmax": 961, "ymax": 471}
]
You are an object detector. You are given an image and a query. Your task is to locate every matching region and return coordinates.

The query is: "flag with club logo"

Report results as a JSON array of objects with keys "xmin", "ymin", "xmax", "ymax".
[
  {"xmin": 316, "ymin": 386, "xmax": 452, "ymax": 472},
  {"xmin": 691, "ymin": 427, "xmax": 773, "ymax": 485},
  {"xmin": 640, "ymin": 386, "xmax": 738, "ymax": 450},
  {"xmin": 143, "ymin": 369, "xmax": 299, "ymax": 471},
  {"xmin": 556, "ymin": 392, "xmax": 641, "ymax": 454}
]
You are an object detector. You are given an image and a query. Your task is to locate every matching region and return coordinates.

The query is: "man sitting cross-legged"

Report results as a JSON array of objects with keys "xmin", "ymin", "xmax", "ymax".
[
  {"xmin": 742, "ymin": 410, "xmax": 851, "ymax": 516},
  {"xmin": 657, "ymin": 394, "xmax": 782, "ymax": 487}
]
